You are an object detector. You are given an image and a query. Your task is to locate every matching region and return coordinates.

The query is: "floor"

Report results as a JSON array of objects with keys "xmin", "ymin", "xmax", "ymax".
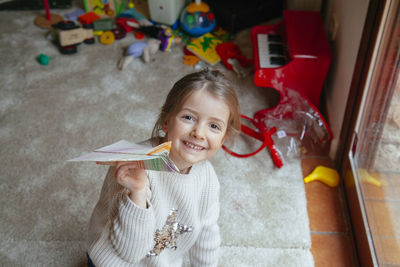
[
  {"xmin": 301, "ymin": 144, "xmax": 359, "ymax": 266},
  {"xmin": 360, "ymin": 170, "xmax": 400, "ymax": 266}
]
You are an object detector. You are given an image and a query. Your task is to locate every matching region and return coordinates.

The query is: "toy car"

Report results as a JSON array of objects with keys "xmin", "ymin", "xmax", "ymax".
[{"xmin": 52, "ymin": 20, "xmax": 95, "ymax": 54}]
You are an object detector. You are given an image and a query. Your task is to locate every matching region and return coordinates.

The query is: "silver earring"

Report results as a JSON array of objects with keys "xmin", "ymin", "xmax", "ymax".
[{"xmin": 159, "ymin": 129, "xmax": 166, "ymax": 137}]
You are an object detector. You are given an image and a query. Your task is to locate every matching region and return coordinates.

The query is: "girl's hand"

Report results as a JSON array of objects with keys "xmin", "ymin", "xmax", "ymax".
[
  {"xmin": 97, "ymin": 161, "xmax": 148, "ymax": 208},
  {"xmin": 114, "ymin": 161, "xmax": 148, "ymax": 192}
]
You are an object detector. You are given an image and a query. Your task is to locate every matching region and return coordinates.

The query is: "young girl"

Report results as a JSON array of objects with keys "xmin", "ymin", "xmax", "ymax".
[{"xmin": 87, "ymin": 69, "xmax": 241, "ymax": 266}]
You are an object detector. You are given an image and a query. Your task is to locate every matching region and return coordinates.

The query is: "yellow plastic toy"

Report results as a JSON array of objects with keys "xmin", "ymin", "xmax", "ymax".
[
  {"xmin": 99, "ymin": 30, "xmax": 115, "ymax": 45},
  {"xmin": 187, "ymin": 0, "xmax": 210, "ymax": 13},
  {"xmin": 304, "ymin": 166, "xmax": 340, "ymax": 187},
  {"xmin": 359, "ymin": 169, "xmax": 382, "ymax": 187}
]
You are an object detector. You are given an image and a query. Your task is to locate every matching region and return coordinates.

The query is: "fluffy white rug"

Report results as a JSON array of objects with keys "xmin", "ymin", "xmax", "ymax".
[{"xmin": 0, "ymin": 6, "xmax": 313, "ymax": 267}]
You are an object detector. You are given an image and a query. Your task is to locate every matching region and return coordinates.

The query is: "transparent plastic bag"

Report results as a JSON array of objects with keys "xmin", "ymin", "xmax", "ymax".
[{"xmin": 223, "ymin": 87, "xmax": 333, "ymax": 167}]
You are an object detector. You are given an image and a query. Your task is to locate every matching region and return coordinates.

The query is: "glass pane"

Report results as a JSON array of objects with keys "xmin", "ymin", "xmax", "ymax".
[{"xmin": 349, "ymin": 3, "xmax": 400, "ymax": 264}]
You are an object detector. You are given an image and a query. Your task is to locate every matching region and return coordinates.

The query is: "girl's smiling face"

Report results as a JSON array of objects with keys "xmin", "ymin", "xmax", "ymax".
[{"xmin": 165, "ymin": 89, "xmax": 230, "ymax": 174}]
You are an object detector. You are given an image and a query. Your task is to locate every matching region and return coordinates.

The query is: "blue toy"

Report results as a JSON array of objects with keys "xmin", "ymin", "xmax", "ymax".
[{"xmin": 180, "ymin": 0, "xmax": 216, "ymax": 37}]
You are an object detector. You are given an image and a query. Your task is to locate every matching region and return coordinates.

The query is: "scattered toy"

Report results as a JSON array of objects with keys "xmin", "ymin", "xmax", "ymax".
[
  {"xmin": 116, "ymin": 17, "xmax": 139, "ymax": 33},
  {"xmin": 65, "ymin": 8, "xmax": 86, "ymax": 21},
  {"xmin": 52, "ymin": 21, "xmax": 95, "ymax": 54},
  {"xmin": 159, "ymin": 28, "xmax": 182, "ymax": 51},
  {"xmin": 83, "ymin": 0, "xmax": 125, "ymax": 18},
  {"xmin": 99, "ymin": 30, "xmax": 115, "ymax": 45},
  {"xmin": 79, "ymin": 12, "xmax": 101, "ymax": 25},
  {"xmin": 212, "ymin": 26, "xmax": 232, "ymax": 42},
  {"xmin": 36, "ymin": 54, "xmax": 51, "ymax": 65},
  {"xmin": 186, "ymin": 33, "xmax": 222, "ymax": 65},
  {"xmin": 180, "ymin": 0, "xmax": 216, "ymax": 37},
  {"xmin": 34, "ymin": 0, "xmax": 63, "ymax": 29},
  {"xmin": 137, "ymin": 25, "xmax": 168, "ymax": 39},
  {"xmin": 135, "ymin": 31, "xmax": 145, "ymax": 39},
  {"xmin": 112, "ymin": 26, "xmax": 127, "ymax": 40},
  {"xmin": 118, "ymin": 39, "xmax": 161, "ymax": 70},
  {"xmin": 304, "ymin": 166, "xmax": 340, "ymax": 187},
  {"xmin": 119, "ymin": 1, "xmax": 153, "ymax": 26},
  {"xmin": 216, "ymin": 41, "xmax": 252, "ymax": 77},
  {"xmin": 183, "ymin": 55, "xmax": 200, "ymax": 66},
  {"xmin": 93, "ymin": 18, "xmax": 115, "ymax": 31}
]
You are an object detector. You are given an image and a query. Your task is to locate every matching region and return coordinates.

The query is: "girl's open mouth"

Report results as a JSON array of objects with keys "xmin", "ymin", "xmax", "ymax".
[{"xmin": 183, "ymin": 140, "xmax": 205, "ymax": 151}]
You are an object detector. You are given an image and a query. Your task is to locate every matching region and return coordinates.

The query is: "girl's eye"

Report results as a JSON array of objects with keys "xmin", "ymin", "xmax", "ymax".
[
  {"xmin": 210, "ymin": 123, "xmax": 221, "ymax": 131},
  {"xmin": 183, "ymin": 115, "xmax": 194, "ymax": 121}
]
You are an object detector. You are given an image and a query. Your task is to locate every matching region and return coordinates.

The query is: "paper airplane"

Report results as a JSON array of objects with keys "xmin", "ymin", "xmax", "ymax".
[{"xmin": 68, "ymin": 140, "xmax": 179, "ymax": 173}]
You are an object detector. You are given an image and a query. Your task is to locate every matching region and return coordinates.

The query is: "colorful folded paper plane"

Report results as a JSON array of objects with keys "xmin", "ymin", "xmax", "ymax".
[{"xmin": 68, "ymin": 140, "xmax": 179, "ymax": 173}]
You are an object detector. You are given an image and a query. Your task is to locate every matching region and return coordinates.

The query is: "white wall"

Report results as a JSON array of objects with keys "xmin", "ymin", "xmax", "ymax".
[{"xmin": 323, "ymin": 0, "xmax": 370, "ymax": 159}]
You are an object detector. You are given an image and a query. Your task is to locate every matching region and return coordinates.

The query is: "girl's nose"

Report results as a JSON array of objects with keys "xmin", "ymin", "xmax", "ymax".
[{"xmin": 191, "ymin": 123, "xmax": 206, "ymax": 139}]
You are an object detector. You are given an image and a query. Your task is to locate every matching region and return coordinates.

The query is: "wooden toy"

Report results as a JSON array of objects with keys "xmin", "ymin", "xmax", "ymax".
[
  {"xmin": 53, "ymin": 21, "xmax": 95, "ymax": 54},
  {"xmin": 34, "ymin": 0, "xmax": 63, "ymax": 29}
]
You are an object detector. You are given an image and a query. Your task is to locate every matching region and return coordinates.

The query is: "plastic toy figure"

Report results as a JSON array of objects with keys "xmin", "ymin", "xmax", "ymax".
[{"xmin": 118, "ymin": 39, "xmax": 161, "ymax": 70}]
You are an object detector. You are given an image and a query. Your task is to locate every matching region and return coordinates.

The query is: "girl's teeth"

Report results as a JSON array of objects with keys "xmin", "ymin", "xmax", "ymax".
[{"xmin": 185, "ymin": 142, "xmax": 203, "ymax": 150}]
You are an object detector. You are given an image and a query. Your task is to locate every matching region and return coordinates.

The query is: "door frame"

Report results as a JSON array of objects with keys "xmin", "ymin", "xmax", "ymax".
[{"xmin": 336, "ymin": 0, "xmax": 399, "ymax": 265}]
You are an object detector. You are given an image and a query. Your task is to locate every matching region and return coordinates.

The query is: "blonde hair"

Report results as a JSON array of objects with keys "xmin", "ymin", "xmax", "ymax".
[{"xmin": 152, "ymin": 69, "xmax": 241, "ymax": 143}]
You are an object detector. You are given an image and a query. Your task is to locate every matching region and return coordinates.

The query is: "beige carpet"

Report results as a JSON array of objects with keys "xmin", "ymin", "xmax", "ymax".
[{"xmin": 0, "ymin": 5, "xmax": 313, "ymax": 267}]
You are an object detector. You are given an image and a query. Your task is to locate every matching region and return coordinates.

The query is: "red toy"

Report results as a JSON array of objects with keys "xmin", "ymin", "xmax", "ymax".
[
  {"xmin": 216, "ymin": 41, "xmax": 252, "ymax": 71},
  {"xmin": 116, "ymin": 17, "xmax": 139, "ymax": 33},
  {"xmin": 79, "ymin": 12, "xmax": 101, "ymax": 25},
  {"xmin": 251, "ymin": 10, "xmax": 331, "ymax": 108},
  {"xmin": 223, "ymin": 11, "xmax": 333, "ymax": 168},
  {"xmin": 222, "ymin": 114, "xmax": 283, "ymax": 168}
]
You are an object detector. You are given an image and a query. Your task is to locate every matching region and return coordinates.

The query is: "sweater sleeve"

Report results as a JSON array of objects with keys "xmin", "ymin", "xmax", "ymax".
[
  {"xmin": 189, "ymin": 162, "xmax": 221, "ymax": 267},
  {"xmin": 89, "ymin": 167, "xmax": 157, "ymax": 265},
  {"xmin": 109, "ymin": 192, "xmax": 156, "ymax": 263}
]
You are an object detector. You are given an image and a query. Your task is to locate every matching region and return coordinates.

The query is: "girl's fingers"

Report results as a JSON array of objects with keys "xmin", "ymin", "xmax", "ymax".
[
  {"xmin": 96, "ymin": 161, "xmax": 142, "ymax": 166},
  {"xmin": 96, "ymin": 161, "xmax": 117, "ymax": 166},
  {"xmin": 114, "ymin": 162, "xmax": 141, "ymax": 179},
  {"xmin": 115, "ymin": 161, "xmax": 140, "ymax": 169},
  {"xmin": 114, "ymin": 162, "xmax": 148, "ymax": 191}
]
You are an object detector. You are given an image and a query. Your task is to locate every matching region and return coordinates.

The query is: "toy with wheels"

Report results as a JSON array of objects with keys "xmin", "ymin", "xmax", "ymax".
[
  {"xmin": 180, "ymin": 0, "xmax": 216, "ymax": 37},
  {"xmin": 52, "ymin": 21, "xmax": 95, "ymax": 54}
]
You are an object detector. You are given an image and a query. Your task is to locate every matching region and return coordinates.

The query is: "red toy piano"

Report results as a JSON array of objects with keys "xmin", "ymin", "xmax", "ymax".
[
  {"xmin": 251, "ymin": 10, "xmax": 332, "ymax": 108},
  {"xmin": 223, "ymin": 10, "xmax": 333, "ymax": 168}
]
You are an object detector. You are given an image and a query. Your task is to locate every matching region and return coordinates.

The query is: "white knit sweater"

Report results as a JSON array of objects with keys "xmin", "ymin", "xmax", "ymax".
[{"xmin": 87, "ymin": 160, "xmax": 221, "ymax": 267}]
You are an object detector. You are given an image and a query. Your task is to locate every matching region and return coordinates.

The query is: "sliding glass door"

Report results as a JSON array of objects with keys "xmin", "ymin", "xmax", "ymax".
[{"xmin": 341, "ymin": 1, "xmax": 399, "ymax": 265}]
